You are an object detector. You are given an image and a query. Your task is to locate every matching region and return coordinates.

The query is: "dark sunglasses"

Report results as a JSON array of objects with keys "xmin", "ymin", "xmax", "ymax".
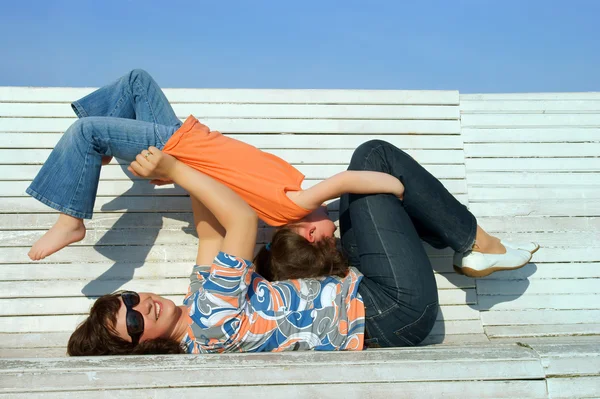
[{"xmin": 120, "ymin": 291, "xmax": 144, "ymax": 346}]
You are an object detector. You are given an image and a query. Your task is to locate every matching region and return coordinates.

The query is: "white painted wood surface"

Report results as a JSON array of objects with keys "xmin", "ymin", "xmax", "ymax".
[
  {"xmin": 460, "ymin": 93, "xmax": 600, "ymax": 347},
  {"xmin": 0, "ymin": 87, "xmax": 598, "ymax": 398}
]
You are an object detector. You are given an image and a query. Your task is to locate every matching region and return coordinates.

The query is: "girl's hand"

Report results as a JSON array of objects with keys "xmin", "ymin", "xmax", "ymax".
[{"xmin": 128, "ymin": 147, "xmax": 177, "ymax": 180}]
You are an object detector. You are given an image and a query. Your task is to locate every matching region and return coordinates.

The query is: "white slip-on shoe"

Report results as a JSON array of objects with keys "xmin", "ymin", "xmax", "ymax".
[
  {"xmin": 453, "ymin": 247, "xmax": 532, "ymax": 278},
  {"xmin": 501, "ymin": 240, "xmax": 540, "ymax": 254}
]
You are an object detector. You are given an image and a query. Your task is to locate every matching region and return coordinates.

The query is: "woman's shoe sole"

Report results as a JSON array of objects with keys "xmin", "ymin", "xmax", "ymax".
[{"xmin": 453, "ymin": 260, "xmax": 530, "ymax": 278}]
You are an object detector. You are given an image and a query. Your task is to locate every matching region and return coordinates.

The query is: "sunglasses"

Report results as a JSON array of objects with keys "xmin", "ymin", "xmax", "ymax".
[{"xmin": 120, "ymin": 291, "xmax": 145, "ymax": 346}]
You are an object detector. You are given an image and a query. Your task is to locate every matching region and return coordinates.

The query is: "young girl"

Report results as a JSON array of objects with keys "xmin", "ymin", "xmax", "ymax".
[{"xmin": 27, "ymin": 69, "xmax": 404, "ymax": 261}]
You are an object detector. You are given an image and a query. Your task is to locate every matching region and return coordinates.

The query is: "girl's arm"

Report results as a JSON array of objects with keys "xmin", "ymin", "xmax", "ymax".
[
  {"xmin": 289, "ymin": 171, "xmax": 405, "ymax": 211},
  {"xmin": 129, "ymin": 147, "xmax": 257, "ymax": 260}
]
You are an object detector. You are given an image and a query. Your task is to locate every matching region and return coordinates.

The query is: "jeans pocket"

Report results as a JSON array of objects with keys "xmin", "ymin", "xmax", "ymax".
[{"xmin": 393, "ymin": 302, "xmax": 439, "ymax": 346}]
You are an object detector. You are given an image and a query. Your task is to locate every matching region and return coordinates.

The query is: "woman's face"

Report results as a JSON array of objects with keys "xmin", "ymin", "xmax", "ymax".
[{"xmin": 113, "ymin": 292, "xmax": 185, "ymax": 343}]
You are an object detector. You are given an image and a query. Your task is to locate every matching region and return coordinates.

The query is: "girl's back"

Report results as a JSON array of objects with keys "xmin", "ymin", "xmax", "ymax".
[{"xmin": 163, "ymin": 115, "xmax": 311, "ymax": 226}]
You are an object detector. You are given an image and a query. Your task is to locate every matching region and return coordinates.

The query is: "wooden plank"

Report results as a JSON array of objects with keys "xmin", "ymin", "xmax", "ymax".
[
  {"xmin": 476, "ymin": 279, "xmax": 600, "ymax": 295},
  {"xmin": 0, "ymin": 179, "xmax": 468, "ymax": 198},
  {"xmin": 473, "ymin": 231, "xmax": 599, "ymax": 249},
  {"xmin": 0, "ymin": 380, "xmax": 547, "ymax": 399},
  {"xmin": 420, "ymin": 333, "xmax": 490, "ymax": 346},
  {"xmin": 466, "ymin": 172, "xmax": 600, "ymax": 187},
  {"xmin": 0, "ymin": 295, "xmax": 181, "ymax": 316},
  {"xmin": 464, "ymin": 143, "xmax": 600, "ymax": 158},
  {"xmin": 461, "ymin": 100, "xmax": 600, "ymax": 112},
  {"xmin": 0, "ymin": 191, "xmax": 470, "ymax": 213},
  {"xmin": 477, "ymin": 294, "xmax": 600, "ymax": 311},
  {"xmin": 469, "ymin": 187, "xmax": 600, "ymax": 200},
  {"xmin": 0, "ymin": 328, "xmax": 491, "ymax": 349},
  {"xmin": 0, "ymin": 87, "xmax": 460, "ymax": 104},
  {"xmin": 0, "ymin": 381, "xmax": 550, "ymax": 398},
  {"xmin": 0, "ymin": 132, "xmax": 466, "ymax": 149},
  {"xmin": 0, "ymin": 117, "xmax": 461, "ymax": 134},
  {"xmin": 0, "ymin": 345, "xmax": 542, "ymax": 381},
  {"xmin": 0, "ymin": 148, "xmax": 467, "ymax": 165},
  {"xmin": 0, "ymin": 347, "xmax": 67, "ymax": 358},
  {"xmin": 0, "ymin": 332, "xmax": 72, "ymax": 348},
  {"xmin": 468, "ymin": 200, "xmax": 600, "ymax": 217},
  {"xmin": 429, "ymin": 320, "xmax": 484, "ymax": 336},
  {"xmin": 466, "ymin": 158, "xmax": 600, "ymax": 172},
  {"xmin": 486, "ymin": 324, "xmax": 600, "ymax": 338},
  {"xmin": 525, "ymin": 247, "xmax": 600, "ymax": 263},
  {"xmin": 0, "ymin": 244, "xmax": 455, "ymax": 264},
  {"xmin": 0, "ymin": 291, "xmax": 478, "ymax": 318},
  {"xmin": 37, "ymin": 87, "xmax": 463, "ymax": 106},
  {"xmin": 478, "ymin": 216, "xmax": 600, "ymax": 233},
  {"xmin": 462, "ymin": 128, "xmax": 600, "ymax": 143},
  {"xmin": 547, "ymin": 377, "xmax": 600, "ymax": 398},
  {"xmin": 0, "ymin": 272, "xmax": 467, "ymax": 299},
  {"xmin": 462, "ymin": 113, "xmax": 600, "ymax": 127},
  {"xmin": 543, "ymin": 355, "xmax": 600, "ymax": 377},
  {"xmin": 480, "ymin": 263, "xmax": 600, "ymax": 280},
  {"xmin": 0, "ymin": 212, "xmax": 196, "ymax": 230},
  {"xmin": 0, "ymin": 260, "xmax": 462, "ymax": 283},
  {"xmin": 461, "ymin": 93, "xmax": 600, "ymax": 101},
  {"xmin": 481, "ymin": 310, "xmax": 600, "ymax": 326},
  {"xmin": 0, "ymin": 163, "xmax": 467, "ymax": 180},
  {"xmin": 0, "ymin": 314, "xmax": 484, "ymax": 334},
  {"xmin": 0, "ymin": 102, "xmax": 460, "ymax": 119}
]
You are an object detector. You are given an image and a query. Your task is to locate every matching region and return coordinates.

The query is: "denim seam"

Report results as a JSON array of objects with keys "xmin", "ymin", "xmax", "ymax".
[
  {"xmin": 359, "ymin": 286, "xmax": 384, "ymax": 315},
  {"xmin": 393, "ymin": 301, "xmax": 438, "ymax": 340},
  {"xmin": 361, "ymin": 144, "xmax": 401, "ymax": 301},
  {"xmin": 26, "ymin": 187, "xmax": 91, "ymax": 219},
  {"xmin": 134, "ymin": 79, "xmax": 157, "ymax": 124},
  {"xmin": 366, "ymin": 316, "xmax": 395, "ymax": 347},
  {"xmin": 69, "ymin": 139, "xmax": 95, "ymax": 219},
  {"xmin": 71, "ymin": 101, "xmax": 88, "ymax": 118},
  {"xmin": 133, "ymin": 79, "xmax": 166, "ymax": 147},
  {"xmin": 456, "ymin": 213, "xmax": 477, "ymax": 253}
]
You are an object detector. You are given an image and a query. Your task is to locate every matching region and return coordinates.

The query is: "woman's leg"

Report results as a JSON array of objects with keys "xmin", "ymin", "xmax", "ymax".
[
  {"xmin": 344, "ymin": 140, "xmax": 533, "ymax": 277},
  {"xmin": 340, "ymin": 191, "xmax": 439, "ymax": 347},
  {"xmin": 27, "ymin": 117, "xmax": 178, "ymax": 260},
  {"xmin": 340, "ymin": 141, "xmax": 455, "ymax": 347}
]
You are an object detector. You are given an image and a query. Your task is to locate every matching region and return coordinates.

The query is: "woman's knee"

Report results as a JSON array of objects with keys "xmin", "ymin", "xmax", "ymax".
[{"xmin": 349, "ymin": 140, "xmax": 389, "ymax": 170}]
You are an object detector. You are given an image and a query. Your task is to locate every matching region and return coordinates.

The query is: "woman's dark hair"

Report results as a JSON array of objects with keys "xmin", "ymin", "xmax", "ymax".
[
  {"xmin": 67, "ymin": 292, "xmax": 185, "ymax": 356},
  {"xmin": 254, "ymin": 227, "xmax": 349, "ymax": 281}
]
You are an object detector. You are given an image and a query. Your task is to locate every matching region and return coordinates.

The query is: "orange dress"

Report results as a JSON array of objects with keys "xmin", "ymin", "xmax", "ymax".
[{"xmin": 163, "ymin": 115, "xmax": 311, "ymax": 226}]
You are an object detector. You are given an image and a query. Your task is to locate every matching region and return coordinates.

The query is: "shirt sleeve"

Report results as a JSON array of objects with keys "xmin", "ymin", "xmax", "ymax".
[{"xmin": 185, "ymin": 252, "xmax": 255, "ymax": 328}]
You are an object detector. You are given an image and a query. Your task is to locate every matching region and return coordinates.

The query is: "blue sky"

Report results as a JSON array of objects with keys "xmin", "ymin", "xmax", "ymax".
[{"xmin": 1, "ymin": 0, "xmax": 599, "ymax": 92}]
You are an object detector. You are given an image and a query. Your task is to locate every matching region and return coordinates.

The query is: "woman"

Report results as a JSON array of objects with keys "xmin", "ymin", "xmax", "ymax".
[
  {"xmin": 68, "ymin": 147, "xmax": 365, "ymax": 355},
  {"xmin": 68, "ymin": 139, "xmax": 537, "ymax": 355}
]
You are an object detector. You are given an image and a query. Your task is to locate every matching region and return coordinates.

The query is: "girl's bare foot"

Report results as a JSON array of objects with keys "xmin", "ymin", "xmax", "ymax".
[{"xmin": 28, "ymin": 214, "xmax": 86, "ymax": 261}]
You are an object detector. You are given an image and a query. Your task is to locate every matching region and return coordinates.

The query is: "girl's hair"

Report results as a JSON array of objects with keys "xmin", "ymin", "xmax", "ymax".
[
  {"xmin": 67, "ymin": 292, "xmax": 185, "ymax": 356},
  {"xmin": 254, "ymin": 227, "xmax": 349, "ymax": 281}
]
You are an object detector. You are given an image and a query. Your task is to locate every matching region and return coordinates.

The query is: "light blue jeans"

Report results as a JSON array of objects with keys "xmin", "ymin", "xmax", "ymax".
[{"xmin": 26, "ymin": 69, "xmax": 182, "ymax": 219}]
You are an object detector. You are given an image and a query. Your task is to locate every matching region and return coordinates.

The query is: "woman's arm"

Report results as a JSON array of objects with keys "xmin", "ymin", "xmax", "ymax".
[
  {"xmin": 289, "ymin": 170, "xmax": 405, "ymax": 211},
  {"xmin": 190, "ymin": 197, "xmax": 225, "ymax": 265},
  {"xmin": 129, "ymin": 147, "xmax": 257, "ymax": 260}
]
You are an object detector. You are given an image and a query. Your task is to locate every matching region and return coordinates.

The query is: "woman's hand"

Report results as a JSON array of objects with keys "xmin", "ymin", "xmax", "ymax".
[{"xmin": 128, "ymin": 147, "xmax": 177, "ymax": 180}]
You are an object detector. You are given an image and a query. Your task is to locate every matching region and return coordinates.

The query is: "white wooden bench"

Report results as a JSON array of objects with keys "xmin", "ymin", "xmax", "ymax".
[{"xmin": 0, "ymin": 87, "xmax": 598, "ymax": 398}]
